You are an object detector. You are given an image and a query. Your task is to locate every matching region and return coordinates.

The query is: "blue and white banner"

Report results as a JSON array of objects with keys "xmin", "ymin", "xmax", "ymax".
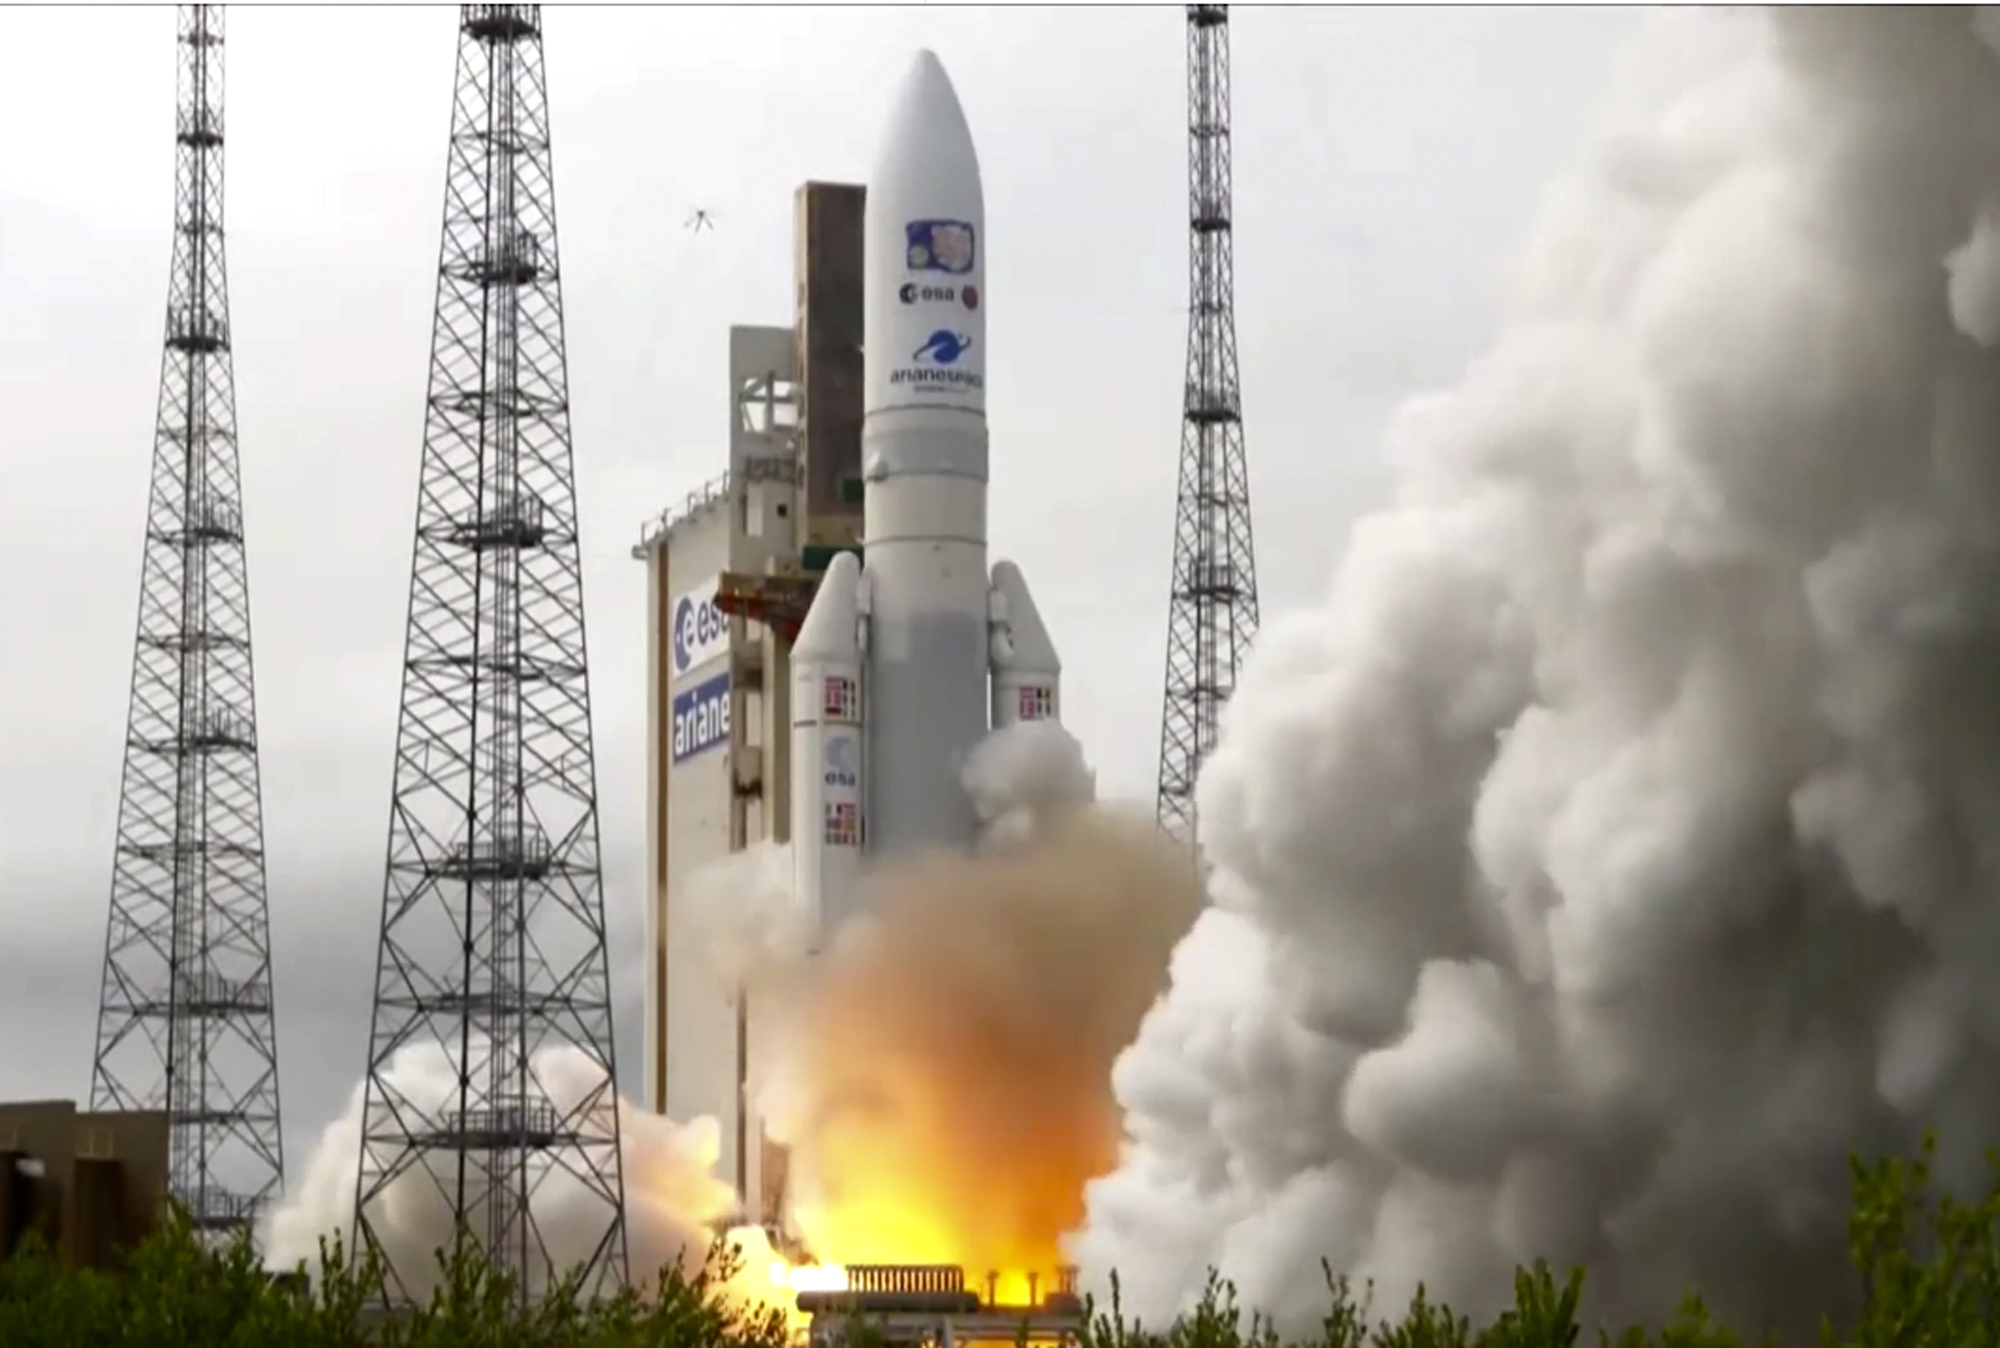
[{"xmin": 671, "ymin": 671, "xmax": 731, "ymax": 765}]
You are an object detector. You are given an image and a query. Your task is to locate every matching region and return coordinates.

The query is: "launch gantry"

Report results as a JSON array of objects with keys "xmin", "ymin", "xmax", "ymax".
[
  {"xmin": 1154, "ymin": 3, "xmax": 1261, "ymax": 844},
  {"xmin": 351, "ymin": 2, "xmax": 629, "ymax": 1310},
  {"xmin": 88, "ymin": 1, "xmax": 287, "ymax": 1241}
]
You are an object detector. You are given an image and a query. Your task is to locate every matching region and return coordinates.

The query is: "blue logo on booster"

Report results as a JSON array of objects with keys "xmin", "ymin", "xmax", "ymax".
[
  {"xmin": 823, "ymin": 735, "xmax": 858, "ymax": 789},
  {"xmin": 914, "ymin": 330, "xmax": 972, "ymax": 365},
  {"xmin": 905, "ymin": 219, "xmax": 976, "ymax": 275}
]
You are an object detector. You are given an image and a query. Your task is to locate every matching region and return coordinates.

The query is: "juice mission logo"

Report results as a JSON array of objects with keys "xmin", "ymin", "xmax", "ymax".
[{"xmin": 904, "ymin": 218, "xmax": 975, "ymax": 274}]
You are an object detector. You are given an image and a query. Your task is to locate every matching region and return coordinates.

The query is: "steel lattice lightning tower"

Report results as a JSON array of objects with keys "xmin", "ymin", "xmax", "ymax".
[
  {"xmin": 89, "ymin": 3, "xmax": 286, "ymax": 1239},
  {"xmin": 352, "ymin": 3, "xmax": 628, "ymax": 1308},
  {"xmin": 1156, "ymin": 3, "xmax": 1261, "ymax": 841}
]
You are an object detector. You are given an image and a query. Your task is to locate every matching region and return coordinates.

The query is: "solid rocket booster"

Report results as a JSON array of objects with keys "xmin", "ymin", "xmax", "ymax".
[
  {"xmin": 790, "ymin": 551, "xmax": 864, "ymax": 940},
  {"xmin": 790, "ymin": 49, "xmax": 1064, "ymax": 937},
  {"xmin": 987, "ymin": 560, "xmax": 1061, "ymax": 732}
]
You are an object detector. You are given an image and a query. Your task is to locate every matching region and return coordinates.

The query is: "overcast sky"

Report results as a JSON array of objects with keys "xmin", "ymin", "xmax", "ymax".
[{"xmin": 0, "ymin": 4, "xmax": 1635, "ymax": 1179}]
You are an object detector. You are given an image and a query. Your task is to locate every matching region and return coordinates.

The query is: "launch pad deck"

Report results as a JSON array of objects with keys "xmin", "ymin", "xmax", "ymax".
[
  {"xmin": 797, "ymin": 1264, "xmax": 1085, "ymax": 1348},
  {"xmin": 801, "ymin": 1308, "xmax": 1085, "ymax": 1348}
]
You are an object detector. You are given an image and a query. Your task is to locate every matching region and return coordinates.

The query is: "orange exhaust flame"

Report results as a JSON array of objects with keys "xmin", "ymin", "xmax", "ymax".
[{"xmin": 764, "ymin": 809, "xmax": 1203, "ymax": 1313}]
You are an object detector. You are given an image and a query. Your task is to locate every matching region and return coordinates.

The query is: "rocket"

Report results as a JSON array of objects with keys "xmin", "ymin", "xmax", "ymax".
[{"xmin": 790, "ymin": 50, "xmax": 1064, "ymax": 938}]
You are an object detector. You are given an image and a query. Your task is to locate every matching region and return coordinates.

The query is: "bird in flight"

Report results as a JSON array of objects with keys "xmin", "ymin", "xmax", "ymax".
[{"xmin": 685, "ymin": 209, "xmax": 716, "ymax": 233}]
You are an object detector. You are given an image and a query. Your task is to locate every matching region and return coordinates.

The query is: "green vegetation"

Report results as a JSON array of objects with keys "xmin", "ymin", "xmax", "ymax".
[
  {"xmin": 2, "ymin": 1138, "xmax": 1999, "ymax": 1347},
  {"xmin": 0, "ymin": 1220, "xmax": 792, "ymax": 1348}
]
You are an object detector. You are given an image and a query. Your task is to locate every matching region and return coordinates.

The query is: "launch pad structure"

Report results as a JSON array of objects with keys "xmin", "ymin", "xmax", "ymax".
[
  {"xmin": 794, "ymin": 1263, "xmax": 1085, "ymax": 1348},
  {"xmin": 632, "ymin": 181, "xmax": 868, "ymax": 1223}
]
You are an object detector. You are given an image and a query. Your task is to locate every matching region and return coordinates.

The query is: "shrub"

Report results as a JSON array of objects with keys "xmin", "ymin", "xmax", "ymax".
[{"xmin": 0, "ymin": 1137, "xmax": 1996, "ymax": 1346}]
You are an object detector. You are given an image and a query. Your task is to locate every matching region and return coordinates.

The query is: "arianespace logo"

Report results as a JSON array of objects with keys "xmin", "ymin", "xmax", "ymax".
[
  {"xmin": 823, "ymin": 735, "xmax": 858, "ymax": 790},
  {"xmin": 671, "ymin": 579, "xmax": 727, "ymax": 675},
  {"xmin": 671, "ymin": 671, "xmax": 731, "ymax": 765},
  {"xmin": 890, "ymin": 329, "xmax": 984, "ymax": 394},
  {"xmin": 916, "ymin": 330, "xmax": 971, "ymax": 364}
]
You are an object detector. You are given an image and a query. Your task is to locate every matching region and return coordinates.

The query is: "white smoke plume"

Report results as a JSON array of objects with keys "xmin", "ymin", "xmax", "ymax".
[
  {"xmin": 964, "ymin": 718, "xmax": 1100, "ymax": 850},
  {"xmin": 260, "ymin": 1038, "xmax": 779, "ymax": 1306},
  {"xmin": 1071, "ymin": 6, "xmax": 2000, "ymax": 1341},
  {"xmin": 682, "ymin": 838, "xmax": 813, "ymax": 994}
]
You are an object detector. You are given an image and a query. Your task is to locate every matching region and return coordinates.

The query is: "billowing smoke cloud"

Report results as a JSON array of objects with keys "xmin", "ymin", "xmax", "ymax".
[
  {"xmin": 682, "ymin": 834, "xmax": 812, "ymax": 995},
  {"xmin": 965, "ymin": 718, "xmax": 1100, "ymax": 848},
  {"xmin": 763, "ymin": 723, "xmax": 1202, "ymax": 1300},
  {"xmin": 1070, "ymin": 6, "xmax": 2000, "ymax": 1340},
  {"xmin": 261, "ymin": 1037, "xmax": 788, "ymax": 1306}
]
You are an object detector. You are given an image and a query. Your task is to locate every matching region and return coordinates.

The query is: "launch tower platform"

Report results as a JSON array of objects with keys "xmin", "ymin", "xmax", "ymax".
[{"xmin": 797, "ymin": 1264, "xmax": 1085, "ymax": 1348}]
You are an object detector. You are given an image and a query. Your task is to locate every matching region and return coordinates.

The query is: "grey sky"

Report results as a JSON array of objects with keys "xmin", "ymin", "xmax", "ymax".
[{"xmin": 0, "ymin": 5, "xmax": 1635, "ymax": 1180}]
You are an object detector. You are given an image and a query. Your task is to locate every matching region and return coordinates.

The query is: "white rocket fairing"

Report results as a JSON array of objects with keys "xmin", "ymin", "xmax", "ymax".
[{"xmin": 790, "ymin": 50, "xmax": 1063, "ymax": 938}]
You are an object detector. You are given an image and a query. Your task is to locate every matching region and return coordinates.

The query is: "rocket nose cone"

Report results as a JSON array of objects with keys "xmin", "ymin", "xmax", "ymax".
[
  {"xmin": 876, "ymin": 48, "xmax": 979, "ymax": 186},
  {"xmin": 904, "ymin": 48, "xmax": 956, "ymax": 106},
  {"xmin": 896, "ymin": 48, "xmax": 970, "ymax": 130}
]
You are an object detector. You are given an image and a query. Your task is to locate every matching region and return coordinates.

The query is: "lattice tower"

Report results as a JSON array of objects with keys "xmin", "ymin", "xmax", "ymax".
[
  {"xmin": 89, "ymin": 2, "xmax": 286, "ymax": 1240},
  {"xmin": 1155, "ymin": 3, "xmax": 1261, "ymax": 841},
  {"xmin": 351, "ymin": 2, "xmax": 629, "ymax": 1308}
]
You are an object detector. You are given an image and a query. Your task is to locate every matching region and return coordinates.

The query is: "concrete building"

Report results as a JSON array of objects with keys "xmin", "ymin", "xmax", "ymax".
[
  {"xmin": 633, "ymin": 182, "xmax": 865, "ymax": 1226},
  {"xmin": 0, "ymin": 1099, "xmax": 170, "ymax": 1270}
]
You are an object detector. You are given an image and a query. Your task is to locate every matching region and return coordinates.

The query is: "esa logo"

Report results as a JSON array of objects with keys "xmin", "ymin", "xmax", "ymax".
[
  {"xmin": 898, "ymin": 281, "xmax": 980, "ymax": 311},
  {"xmin": 822, "ymin": 735, "xmax": 858, "ymax": 790},
  {"xmin": 670, "ymin": 581, "xmax": 727, "ymax": 675}
]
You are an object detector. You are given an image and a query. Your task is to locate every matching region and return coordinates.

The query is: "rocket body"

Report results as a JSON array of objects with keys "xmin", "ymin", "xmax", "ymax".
[
  {"xmin": 860, "ymin": 49, "xmax": 992, "ymax": 860},
  {"xmin": 791, "ymin": 50, "xmax": 1061, "ymax": 938}
]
